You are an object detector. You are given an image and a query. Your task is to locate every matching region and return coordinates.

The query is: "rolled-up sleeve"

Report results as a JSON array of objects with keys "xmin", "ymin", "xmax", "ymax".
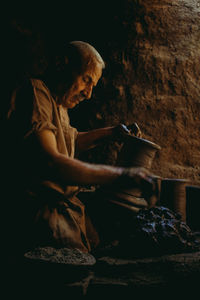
[{"xmin": 24, "ymin": 80, "xmax": 57, "ymax": 138}]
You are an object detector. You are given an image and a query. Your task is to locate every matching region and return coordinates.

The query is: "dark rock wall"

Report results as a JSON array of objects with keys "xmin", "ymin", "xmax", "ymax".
[
  {"xmin": 4, "ymin": 0, "xmax": 200, "ymax": 184},
  {"xmin": 70, "ymin": 0, "xmax": 200, "ymax": 184}
]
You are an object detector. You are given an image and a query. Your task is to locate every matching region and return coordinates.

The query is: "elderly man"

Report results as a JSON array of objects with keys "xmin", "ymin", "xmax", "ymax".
[{"xmin": 4, "ymin": 41, "xmax": 156, "ymax": 254}]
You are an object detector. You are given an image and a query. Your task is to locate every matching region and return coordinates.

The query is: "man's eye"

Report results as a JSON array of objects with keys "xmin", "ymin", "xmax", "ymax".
[{"xmin": 83, "ymin": 77, "xmax": 90, "ymax": 83}]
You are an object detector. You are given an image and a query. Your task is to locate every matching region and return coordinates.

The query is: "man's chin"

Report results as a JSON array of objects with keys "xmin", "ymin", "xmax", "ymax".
[
  {"xmin": 63, "ymin": 97, "xmax": 83, "ymax": 108},
  {"xmin": 65, "ymin": 101, "xmax": 78, "ymax": 109}
]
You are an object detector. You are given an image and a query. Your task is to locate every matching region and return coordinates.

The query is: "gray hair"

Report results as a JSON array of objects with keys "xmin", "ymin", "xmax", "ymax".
[{"xmin": 69, "ymin": 41, "xmax": 105, "ymax": 71}]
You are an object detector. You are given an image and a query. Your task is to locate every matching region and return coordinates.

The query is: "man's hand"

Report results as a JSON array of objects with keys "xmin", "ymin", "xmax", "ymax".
[
  {"xmin": 113, "ymin": 167, "xmax": 160, "ymax": 204},
  {"xmin": 127, "ymin": 122, "xmax": 142, "ymax": 138},
  {"xmin": 112, "ymin": 123, "xmax": 142, "ymax": 141},
  {"xmin": 112, "ymin": 123, "xmax": 131, "ymax": 140}
]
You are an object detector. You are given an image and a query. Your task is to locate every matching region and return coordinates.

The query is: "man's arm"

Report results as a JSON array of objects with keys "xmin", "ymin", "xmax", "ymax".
[
  {"xmin": 35, "ymin": 129, "xmax": 156, "ymax": 193},
  {"xmin": 75, "ymin": 126, "xmax": 114, "ymax": 153},
  {"xmin": 75, "ymin": 124, "xmax": 133, "ymax": 154},
  {"xmin": 36, "ymin": 128, "xmax": 123, "ymax": 185}
]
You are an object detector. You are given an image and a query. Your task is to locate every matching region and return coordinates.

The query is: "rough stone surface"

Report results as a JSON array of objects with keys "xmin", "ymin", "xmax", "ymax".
[{"xmin": 69, "ymin": 0, "xmax": 200, "ymax": 185}]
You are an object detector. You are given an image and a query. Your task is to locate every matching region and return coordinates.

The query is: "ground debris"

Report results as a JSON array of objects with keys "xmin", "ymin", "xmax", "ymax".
[{"xmin": 24, "ymin": 247, "xmax": 96, "ymax": 265}]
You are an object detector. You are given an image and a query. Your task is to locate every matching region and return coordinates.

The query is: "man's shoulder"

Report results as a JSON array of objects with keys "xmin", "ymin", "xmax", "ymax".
[
  {"xmin": 30, "ymin": 79, "xmax": 54, "ymax": 104},
  {"xmin": 30, "ymin": 78, "xmax": 49, "ymax": 91}
]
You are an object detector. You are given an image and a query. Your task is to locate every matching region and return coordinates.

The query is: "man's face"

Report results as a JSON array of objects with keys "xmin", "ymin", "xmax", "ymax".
[{"xmin": 58, "ymin": 63, "xmax": 103, "ymax": 109}]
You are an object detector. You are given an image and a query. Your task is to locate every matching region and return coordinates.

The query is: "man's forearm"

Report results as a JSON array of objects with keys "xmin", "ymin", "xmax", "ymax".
[
  {"xmin": 49, "ymin": 154, "xmax": 157, "ymax": 201},
  {"xmin": 36, "ymin": 128, "xmax": 122, "ymax": 185},
  {"xmin": 76, "ymin": 127, "xmax": 114, "ymax": 153},
  {"xmin": 50, "ymin": 154, "xmax": 123, "ymax": 185}
]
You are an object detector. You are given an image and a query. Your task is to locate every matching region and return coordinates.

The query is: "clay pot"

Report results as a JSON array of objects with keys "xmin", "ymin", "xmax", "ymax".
[
  {"xmin": 159, "ymin": 178, "xmax": 188, "ymax": 222},
  {"xmin": 116, "ymin": 135, "xmax": 161, "ymax": 169},
  {"xmin": 98, "ymin": 187, "xmax": 149, "ymax": 213},
  {"xmin": 110, "ymin": 135, "xmax": 161, "ymax": 209}
]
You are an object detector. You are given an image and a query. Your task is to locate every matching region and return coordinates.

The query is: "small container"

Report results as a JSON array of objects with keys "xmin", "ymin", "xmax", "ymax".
[{"xmin": 159, "ymin": 178, "xmax": 188, "ymax": 222}]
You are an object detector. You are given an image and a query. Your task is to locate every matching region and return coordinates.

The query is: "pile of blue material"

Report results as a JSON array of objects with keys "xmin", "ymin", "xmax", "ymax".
[
  {"xmin": 95, "ymin": 206, "xmax": 200, "ymax": 258},
  {"xmin": 118, "ymin": 206, "xmax": 200, "ymax": 257}
]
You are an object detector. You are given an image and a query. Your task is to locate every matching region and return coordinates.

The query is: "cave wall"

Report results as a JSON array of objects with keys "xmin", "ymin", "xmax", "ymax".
[
  {"xmin": 4, "ymin": 0, "xmax": 200, "ymax": 184},
  {"xmin": 70, "ymin": 0, "xmax": 200, "ymax": 184}
]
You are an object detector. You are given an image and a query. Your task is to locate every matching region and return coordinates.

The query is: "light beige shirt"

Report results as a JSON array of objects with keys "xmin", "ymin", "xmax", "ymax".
[
  {"xmin": 29, "ymin": 79, "xmax": 77, "ymax": 156},
  {"xmin": 27, "ymin": 79, "xmax": 79, "ymax": 196},
  {"xmin": 7, "ymin": 78, "xmax": 95, "ymax": 252}
]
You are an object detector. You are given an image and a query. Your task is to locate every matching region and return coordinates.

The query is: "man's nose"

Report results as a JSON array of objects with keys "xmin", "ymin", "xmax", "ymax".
[{"xmin": 84, "ymin": 84, "xmax": 93, "ymax": 99}]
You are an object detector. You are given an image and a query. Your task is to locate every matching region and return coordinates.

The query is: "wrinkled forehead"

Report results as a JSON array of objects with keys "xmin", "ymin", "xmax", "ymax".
[{"xmin": 83, "ymin": 61, "xmax": 103, "ymax": 84}]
